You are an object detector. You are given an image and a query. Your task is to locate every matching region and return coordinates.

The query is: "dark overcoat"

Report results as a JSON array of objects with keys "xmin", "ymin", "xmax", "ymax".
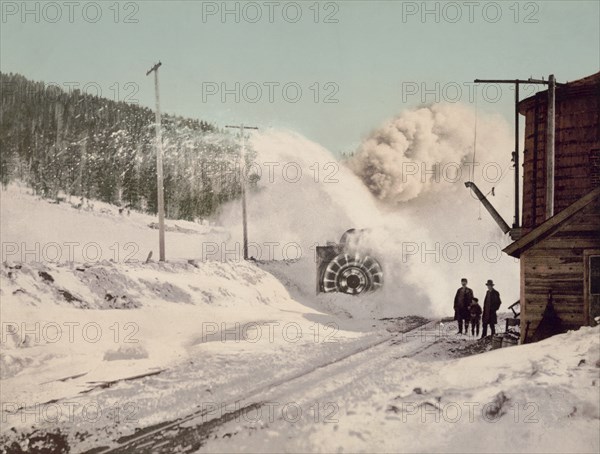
[
  {"xmin": 453, "ymin": 287, "xmax": 473, "ymax": 320},
  {"xmin": 482, "ymin": 289, "xmax": 501, "ymax": 324}
]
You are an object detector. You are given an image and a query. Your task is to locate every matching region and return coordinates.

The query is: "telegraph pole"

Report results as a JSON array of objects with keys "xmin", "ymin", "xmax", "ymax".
[
  {"xmin": 78, "ymin": 136, "xmax": 87, "ymax": 209},
  {"xmin": 146, "ymin": 61, "xmax": 165, "ymax": 261},
  {"xmin": 225, "ymin": 124, "xmax": 259, "ymax": 260}
]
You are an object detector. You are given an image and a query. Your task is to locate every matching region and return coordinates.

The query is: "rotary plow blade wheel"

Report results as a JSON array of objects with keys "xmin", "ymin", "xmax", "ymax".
[{"xmin": 322, "ymin": 253, "xmax": 383, "ymax": 295}]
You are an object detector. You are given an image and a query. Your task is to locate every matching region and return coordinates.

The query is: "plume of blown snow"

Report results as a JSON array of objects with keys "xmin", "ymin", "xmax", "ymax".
[
  {"xmin": 217, "ymin": 128, "xmax": 382, "ymax": 256},
  {"xmin": 217, "ymin": 104, "xmax": 519, "ymax": 317}
]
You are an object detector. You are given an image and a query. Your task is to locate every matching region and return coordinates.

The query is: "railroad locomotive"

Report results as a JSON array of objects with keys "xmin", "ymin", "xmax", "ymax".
[{"xmin": 316, "ymin": 229, "xmax": 383, "ymax": 295}]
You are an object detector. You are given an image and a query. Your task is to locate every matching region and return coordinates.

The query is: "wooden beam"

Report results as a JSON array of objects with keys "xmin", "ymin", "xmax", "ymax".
[{"xmin": 503, "ymin": 187, "xmax": 600, "ymax": 257}]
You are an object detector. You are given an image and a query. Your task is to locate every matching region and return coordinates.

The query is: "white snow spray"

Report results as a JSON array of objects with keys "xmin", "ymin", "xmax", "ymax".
[{"xmin": 218, "ymin": 103, "xmax": 520, "ymax": 317}]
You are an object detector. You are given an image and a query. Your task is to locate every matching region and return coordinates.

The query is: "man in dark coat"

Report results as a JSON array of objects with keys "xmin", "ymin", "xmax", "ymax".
[
  {"xmin": 453, "ymin": 278, "xmax": 473, "ymax": 334},
  {"xmin": 482, "ymin": 279, "xmax": 502, "ymax": 338}
]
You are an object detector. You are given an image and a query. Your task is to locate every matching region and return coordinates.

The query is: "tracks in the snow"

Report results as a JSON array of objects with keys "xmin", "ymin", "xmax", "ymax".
[{"xmin": 88, "ymin": 317, "xmax": 434, "ymax": 454}]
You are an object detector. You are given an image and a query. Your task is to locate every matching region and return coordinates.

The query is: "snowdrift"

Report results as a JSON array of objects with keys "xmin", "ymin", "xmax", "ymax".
[{"xmin": 0, "ymin": 258, "xmax": 344, "ymax": 408}]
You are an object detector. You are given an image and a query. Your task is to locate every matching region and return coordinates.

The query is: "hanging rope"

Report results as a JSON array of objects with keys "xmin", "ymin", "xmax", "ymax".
[
  {"xmin": 471, "ymin": 93, "xmax": 478, "ymax": 183},
  {"xmin": 471, "ymin": 92, "xmax": 482, "ymax": 219},
  {"xmin": 469, "ymin": 89, "xmax": 514, "ymax": 222}
]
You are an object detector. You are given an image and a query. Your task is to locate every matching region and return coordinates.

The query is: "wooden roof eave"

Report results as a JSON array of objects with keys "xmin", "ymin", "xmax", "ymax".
[{"xmin": 503, "ymin": 187, "xmax": 600, "ymax": 258}]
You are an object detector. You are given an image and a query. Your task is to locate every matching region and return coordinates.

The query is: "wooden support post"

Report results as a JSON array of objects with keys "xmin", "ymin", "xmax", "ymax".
[{"xmin": 545, "ymin": 74, "xmax": 556, "ymax": 219}]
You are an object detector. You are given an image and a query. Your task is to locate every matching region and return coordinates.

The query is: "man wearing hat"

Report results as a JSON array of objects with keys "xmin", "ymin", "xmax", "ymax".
[
  {"xmin": 453, "ymin": 278, "xmax": 473, "ymax": 334},
  {"xmin": 482, "ymin": 279, "xmax": 502, "ymax": 338}
]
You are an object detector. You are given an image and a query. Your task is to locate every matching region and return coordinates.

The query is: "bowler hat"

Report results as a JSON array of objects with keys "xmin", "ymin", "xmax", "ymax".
[{"xmin": 485, "ymin": 279, "xmax": 494, "ymax": 286}]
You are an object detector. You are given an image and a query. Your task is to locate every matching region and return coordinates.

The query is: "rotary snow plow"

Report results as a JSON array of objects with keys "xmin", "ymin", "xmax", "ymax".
[{"xmin": 316, "ymin": 229, "xmax": 383, "ymax": 295}]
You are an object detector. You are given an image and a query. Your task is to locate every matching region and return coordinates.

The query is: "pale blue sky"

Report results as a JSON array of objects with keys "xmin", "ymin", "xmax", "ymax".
[{"xmin": 1, "ymin": 0, "xmax": 598, "ymax": 153}]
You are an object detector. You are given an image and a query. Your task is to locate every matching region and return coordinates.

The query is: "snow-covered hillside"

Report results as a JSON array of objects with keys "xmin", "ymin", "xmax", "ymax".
[{"xmin": 1, "ymin": 183, "xmax": 229, "ymax": 263}]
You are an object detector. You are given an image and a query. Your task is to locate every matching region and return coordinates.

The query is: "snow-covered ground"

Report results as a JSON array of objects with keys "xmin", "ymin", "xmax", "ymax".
[
  {"xmin": 0, "ymin": 183, "xmax": 420, "ymax": 451},
  {"xmin": 1, "ymin": 180, "xmax": 599, "ymax": 453},
  {"xmin": 202, "ymin": 325, "xmax": 600, "ymax": 454}
]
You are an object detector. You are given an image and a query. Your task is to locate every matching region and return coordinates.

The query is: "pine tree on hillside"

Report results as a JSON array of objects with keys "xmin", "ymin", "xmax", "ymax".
[{"xmin": 0, "ymin": 72, "xmax": 255, "ymax": 221}]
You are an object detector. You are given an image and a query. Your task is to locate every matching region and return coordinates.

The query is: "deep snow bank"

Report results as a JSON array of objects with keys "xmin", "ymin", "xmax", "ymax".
[{"xmin": 0, "ymin": 259, "xmax": 340, "ymax": 409}]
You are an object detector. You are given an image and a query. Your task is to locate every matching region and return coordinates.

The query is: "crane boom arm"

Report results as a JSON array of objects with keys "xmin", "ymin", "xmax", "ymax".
[{"xmin": 465, "ymin": 181, "xmax": 511, "ymax": 234}]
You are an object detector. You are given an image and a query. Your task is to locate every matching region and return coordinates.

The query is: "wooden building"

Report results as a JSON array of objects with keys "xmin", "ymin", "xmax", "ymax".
[{"xmin": 503, "ymin": 72, "xmax": 600, "ymax": 343}]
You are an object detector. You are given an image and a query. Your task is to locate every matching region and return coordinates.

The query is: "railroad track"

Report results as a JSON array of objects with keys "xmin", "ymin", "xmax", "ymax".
[{"xmin": 88, "ymin": 317, "xmax": 434, "ymax": 454}]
